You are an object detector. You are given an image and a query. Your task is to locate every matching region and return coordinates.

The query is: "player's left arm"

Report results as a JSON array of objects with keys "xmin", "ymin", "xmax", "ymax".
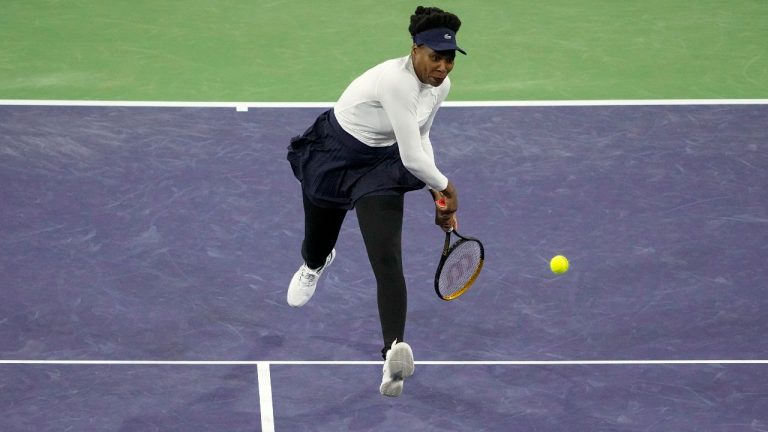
[{"xmin": 379, "ymin": 74, "xmax": 448, "ymax": 191}]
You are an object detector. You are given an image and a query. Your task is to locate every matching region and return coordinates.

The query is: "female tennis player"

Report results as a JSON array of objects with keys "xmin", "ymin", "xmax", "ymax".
[{"xmin": 287, "ymin": 6, "xmax": 465, "ymax": 397}]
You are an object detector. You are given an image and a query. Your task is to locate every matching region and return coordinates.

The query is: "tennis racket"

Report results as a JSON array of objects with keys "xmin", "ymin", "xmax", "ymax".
[{"xmin": 434, "ymin": 229, "xmax": 484, "ymax": 301}]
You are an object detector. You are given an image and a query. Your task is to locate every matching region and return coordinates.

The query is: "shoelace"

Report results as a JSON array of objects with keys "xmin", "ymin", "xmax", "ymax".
[{"xmin": 300, "ymin": 267, "xmax": 318, "ymax": 287}]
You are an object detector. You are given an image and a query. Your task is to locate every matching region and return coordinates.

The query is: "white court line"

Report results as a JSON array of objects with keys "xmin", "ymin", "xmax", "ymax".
[
  {"xmin": 257, "ymin": 363, "xmax": 275, "ymax": 432},
  {"xmin": 1, "ymin": 359, "xmax": 767, "ymax": 365},
  {"xmin": 5, "ymin": 358, "xmax": 764, "ymax": 432},
  {"xmin": 0, "ymin": 99, "xmax": 767, "ymax": 108}
]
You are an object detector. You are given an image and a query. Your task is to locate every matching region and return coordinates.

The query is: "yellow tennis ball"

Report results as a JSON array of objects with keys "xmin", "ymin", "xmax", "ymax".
[{"xmin": 550, "ymin": 255, "xmax": 569, "ymax": 274}]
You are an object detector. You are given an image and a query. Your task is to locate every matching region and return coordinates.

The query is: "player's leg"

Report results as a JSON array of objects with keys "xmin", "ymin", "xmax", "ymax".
[
  {"xmin": 355, "ymin": 194, "xmax": 407, "ymax": 355},
  {"xmin": 301, "ymin": 192, "xmax": 346, "ymax": 269},
  {"xmin": 287, "ymin": 193, "xmax": 346, "ymax": 307},
  {"xmin": 355, "ymin": 194, "xmax": 414, "ymax": 397}
]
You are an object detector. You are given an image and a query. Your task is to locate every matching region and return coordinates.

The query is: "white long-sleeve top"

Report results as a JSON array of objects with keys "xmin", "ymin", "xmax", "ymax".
[{"xmin": 333, "ymin": 55, "xmax": 450, "ymax": 191}]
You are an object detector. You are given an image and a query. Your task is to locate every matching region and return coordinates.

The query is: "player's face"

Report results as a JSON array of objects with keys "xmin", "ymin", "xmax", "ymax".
[{"xmin": 411, "ymin": 45, "xmax": 455, "ymax": 87}]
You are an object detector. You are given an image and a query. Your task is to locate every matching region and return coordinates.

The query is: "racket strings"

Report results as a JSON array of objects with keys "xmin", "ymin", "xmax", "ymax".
[{"xmin": 438, "ymin": 240, "xmax": 483, "ymax": 299}]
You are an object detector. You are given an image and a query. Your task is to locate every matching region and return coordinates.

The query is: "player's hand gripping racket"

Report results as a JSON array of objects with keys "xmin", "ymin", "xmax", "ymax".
[{"xmin": 435, "ymin": 229, "xmax": 484, "ymax": 300}]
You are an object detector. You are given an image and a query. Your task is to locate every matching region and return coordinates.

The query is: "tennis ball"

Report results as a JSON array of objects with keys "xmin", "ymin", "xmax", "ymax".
[{"xmin": 550, "ymin": 255, "xmax": 569, "ymax": 274}]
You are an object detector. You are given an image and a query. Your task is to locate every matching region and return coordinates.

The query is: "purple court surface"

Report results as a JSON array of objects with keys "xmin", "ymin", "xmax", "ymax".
[{"xmin": 1, "ymin": 104, "xmax": 767, "ymax": 431}]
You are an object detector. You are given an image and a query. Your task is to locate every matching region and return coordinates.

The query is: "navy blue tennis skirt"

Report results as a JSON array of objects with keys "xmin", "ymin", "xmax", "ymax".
[{"xmin": 287, "ymin": 109, "xmax": 425, "ymax": 209}]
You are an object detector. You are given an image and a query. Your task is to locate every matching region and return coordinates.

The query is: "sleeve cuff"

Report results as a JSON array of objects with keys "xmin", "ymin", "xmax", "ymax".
[{"xmin": 428, "ymin": 175, "xmax": 449, "ymax": 192}]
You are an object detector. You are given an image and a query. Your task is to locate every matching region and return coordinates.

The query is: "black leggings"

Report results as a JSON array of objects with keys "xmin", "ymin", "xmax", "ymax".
[{"xmin": 301, "ymin": 193, "xmax": 407, "ymax": 359}]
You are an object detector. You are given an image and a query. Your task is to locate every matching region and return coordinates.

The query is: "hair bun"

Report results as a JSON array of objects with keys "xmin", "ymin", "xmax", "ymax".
[
  {"xmin": 409, "ymin": 6, "xmax": 461, "ymax": 36},
  {"xmin": 414, "ymin": 6, "xmax": 444, "ymax": 16}
]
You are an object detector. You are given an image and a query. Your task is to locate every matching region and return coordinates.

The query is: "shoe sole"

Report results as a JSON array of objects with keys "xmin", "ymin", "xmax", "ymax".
[
  {"xmin": 379, "ymin": 343, "xmax": 414, "ymax": 397},
  {"xmin": 388, "ymin": 343, "xmax": 415, "ymax": 378},
  {"xmin": 380, "ymin": 380, "xmax": 403, "ymax": 397}
]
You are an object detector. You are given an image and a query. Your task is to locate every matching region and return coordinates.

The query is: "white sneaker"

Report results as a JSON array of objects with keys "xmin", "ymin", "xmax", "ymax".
[
  {"xmin": 287, "ymin": 249, "xmax": 336, "ymax": 307},
  {"xmin": 379, "ymin": 340, "xmax": 415, "ymax": 397}
]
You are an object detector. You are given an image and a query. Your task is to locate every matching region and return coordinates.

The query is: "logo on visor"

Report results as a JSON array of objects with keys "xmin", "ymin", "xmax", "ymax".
[{"xmin": 444, "ymin": 33, "xmax": 452, "ymax": 39}]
